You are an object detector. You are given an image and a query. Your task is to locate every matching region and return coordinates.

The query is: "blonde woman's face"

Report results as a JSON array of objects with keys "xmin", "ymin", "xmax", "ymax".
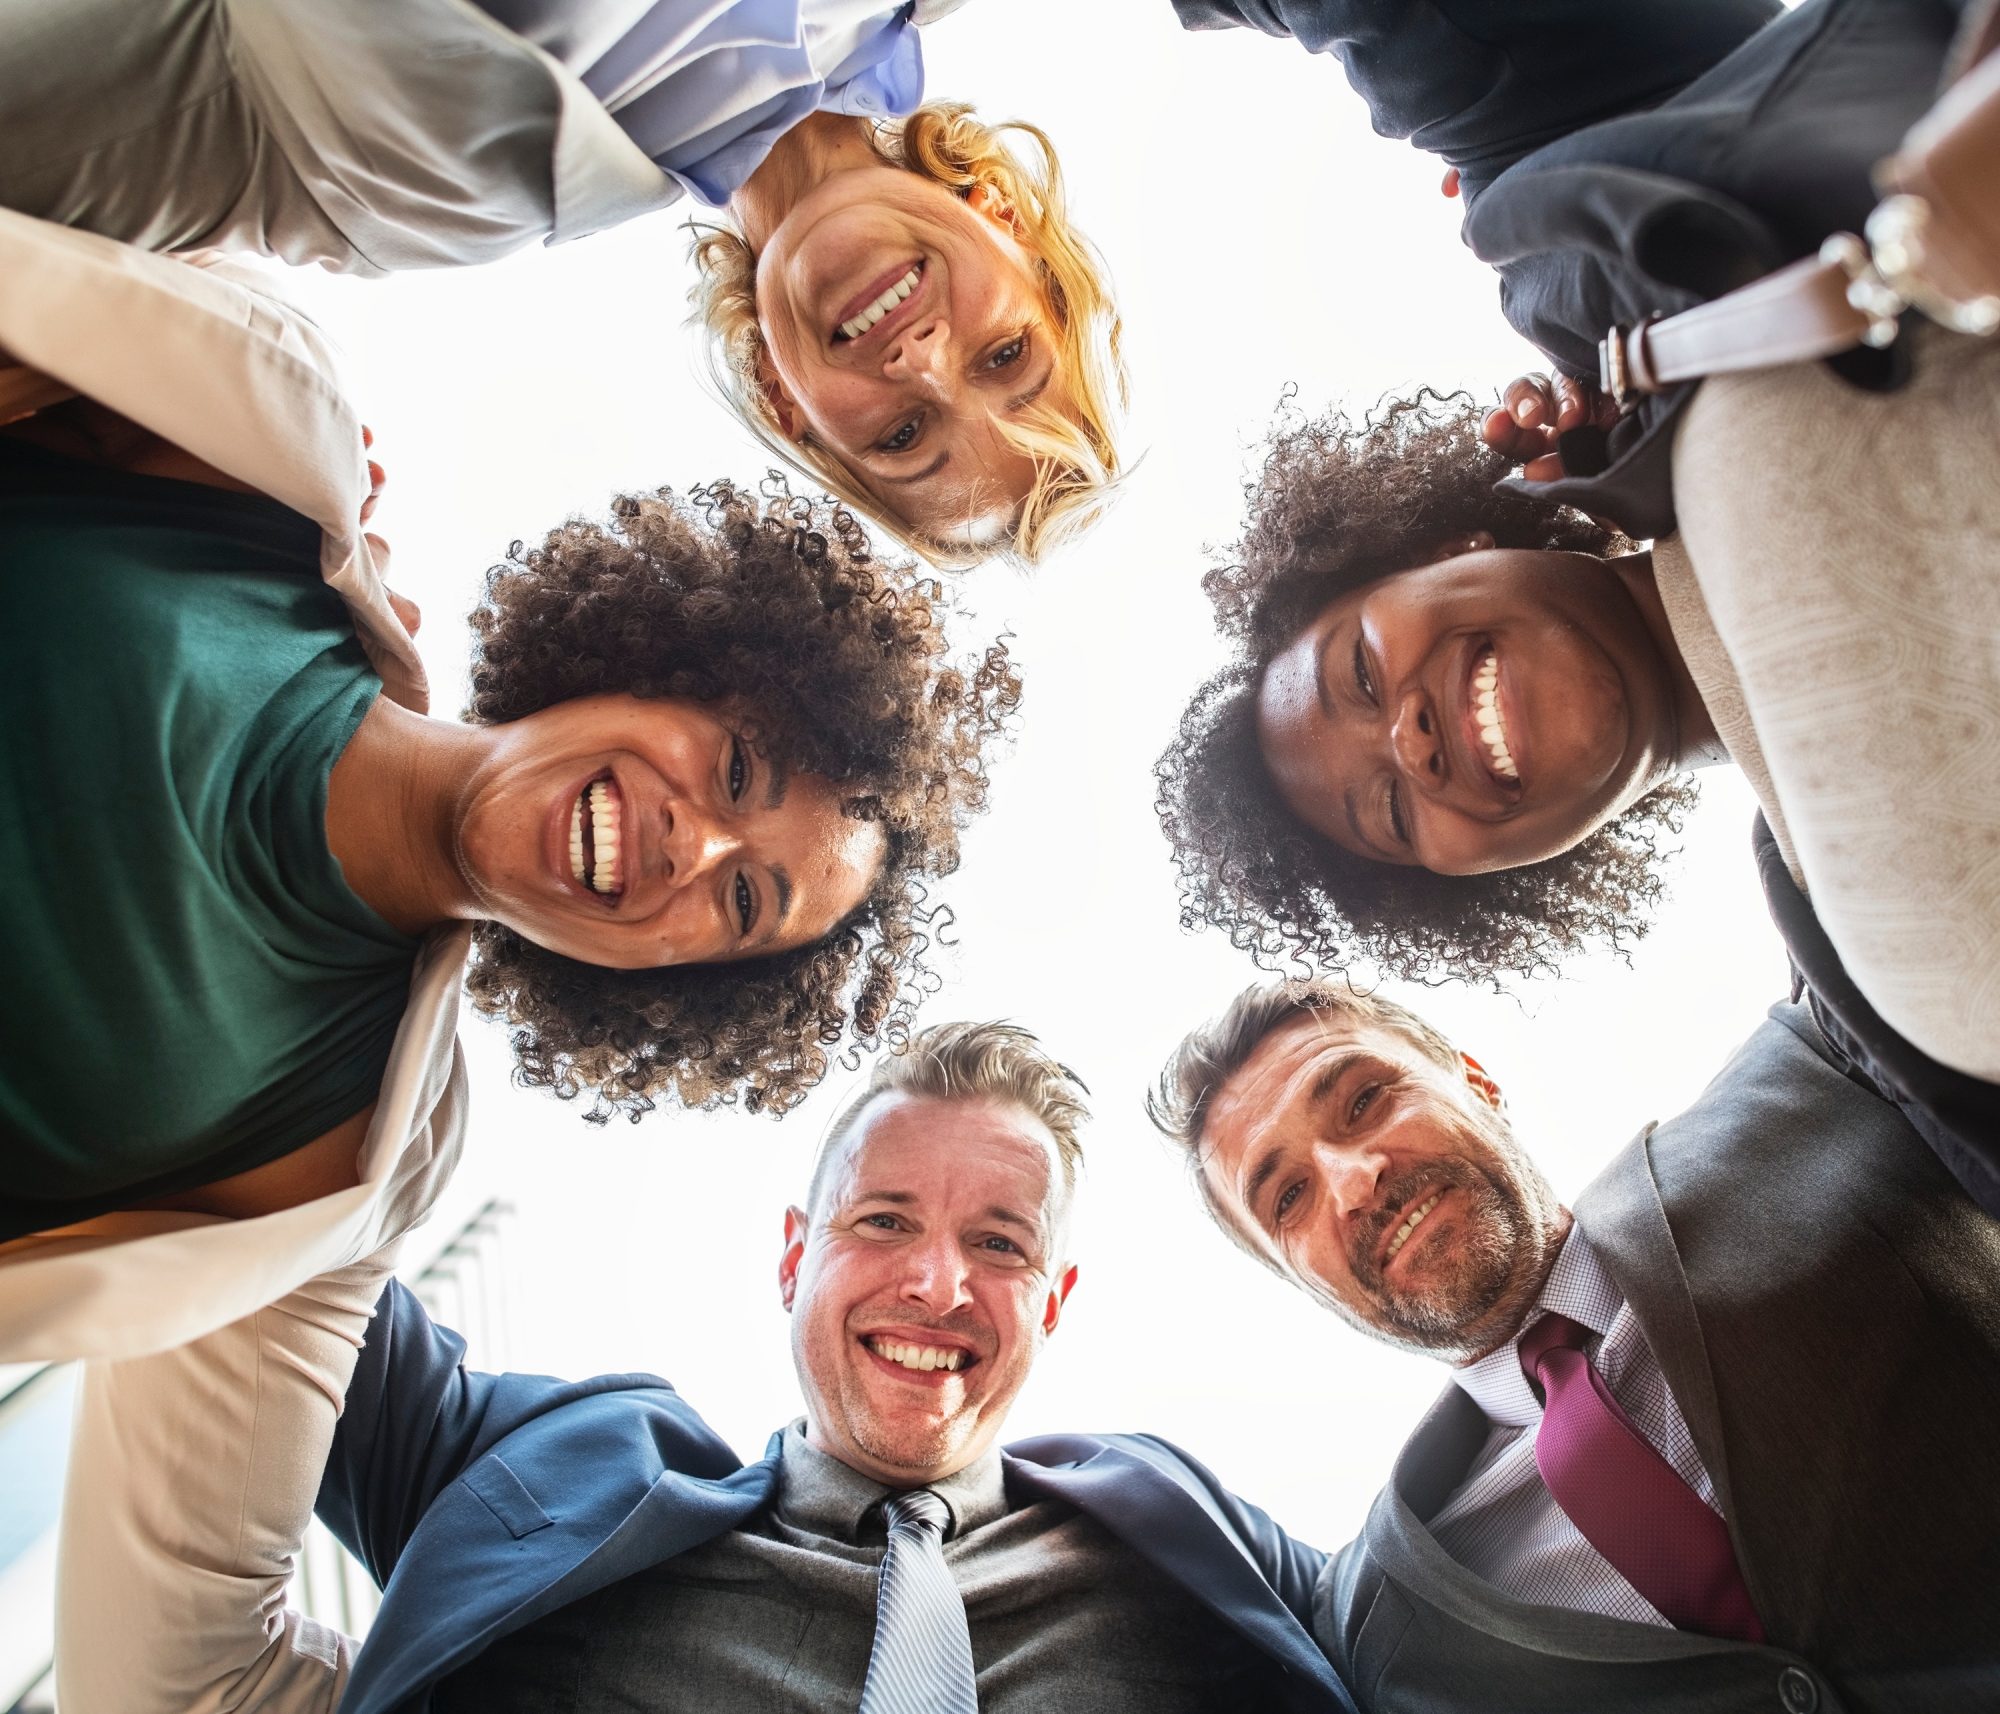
[{"xmin": 753, "ymin": 168, "xmax": 1072, "ymax": 547}]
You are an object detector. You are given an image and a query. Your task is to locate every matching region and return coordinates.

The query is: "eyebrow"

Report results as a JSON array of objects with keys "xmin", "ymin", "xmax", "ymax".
[
  {"xmin": 876, "ymin": 366, "xmax": 1053, "ymax": 490},
  {"xmin": 982, "ymin": 1203, "xmax": 1038, "ymax": 1235},
  {"xmin": 762, "ymin": 754, "xmax": 791, "ymax": 811},
  {"xmin": 884, "ymin": 451, "xmax": 950, "ymax": 488},
  {"xmin": 1238, "ymin": 1051, "xmax": 1366, "ymax": 1224},
  {"xmin": 753, "ymin": 865, "xmax": 794, "ymax": 950},
  {"xmin": 1314, "ymin": 625, "xmax": 1342, "ymax": 720},
  {"xmin": 1007, "ymin": 371, "xmax": 1052, "ymax": 414}
]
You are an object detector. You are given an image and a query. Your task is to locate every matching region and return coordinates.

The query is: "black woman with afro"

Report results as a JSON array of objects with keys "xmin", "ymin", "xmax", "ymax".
[
  {"xmin": 0, "ymin": 452, "xmax": 1017, "ymax": 1250},
  {"xmin": 1158, "ymin": 386, "xmax": 2000, "ymax": 1220}
]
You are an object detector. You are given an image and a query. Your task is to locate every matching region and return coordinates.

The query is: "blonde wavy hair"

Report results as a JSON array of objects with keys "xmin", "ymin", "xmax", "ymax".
[{"xmin": 690, "ymin": 102, "xmax": 1127, "ymax": 569}]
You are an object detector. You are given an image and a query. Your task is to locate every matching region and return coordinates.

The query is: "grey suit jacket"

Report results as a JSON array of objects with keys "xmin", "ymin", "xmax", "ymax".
[{"xmin": 1316, "ymin": 1003, "xmax": 2000, "ymax": 1713}]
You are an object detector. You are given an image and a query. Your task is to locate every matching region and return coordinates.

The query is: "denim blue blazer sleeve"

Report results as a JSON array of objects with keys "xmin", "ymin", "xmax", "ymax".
[{"xmin": 316, "ymin": 1278, "xmax": 735, "ymax": 1586}]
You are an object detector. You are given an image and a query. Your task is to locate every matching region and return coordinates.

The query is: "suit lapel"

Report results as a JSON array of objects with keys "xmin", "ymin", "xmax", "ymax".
[
  {"xmin": 1573, "ymin": 1128, "xmax": 1751, "ymax": 1570},
  {"xmin": 347, "ymin": 1457, "xmax": 779, "ymax": 1714},
  {"xmin": 1003, "ymin": 1445, "xmax": 1353, "ymax": 1712},
  {"xmin": 1366, "ymin": 1387, "xmax": 1752, "ymax": 1668}
]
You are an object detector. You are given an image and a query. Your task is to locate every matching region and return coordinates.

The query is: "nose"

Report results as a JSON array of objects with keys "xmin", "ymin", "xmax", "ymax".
[
  {"xmin": 666, "ymin": 810, "xmax": 742, "ymax": 886},
  {"xmin": 1311, "ymin": 1135, "xmax": 1389, "ymax": 1221},
  {"xmin": 1389, "ymin": 687, "xmax": 1445, "ymax": 793},
  {"xmin": 898, "ymin": 1230, "xmax": 974, "ymax": 1317},
  {"xmin": 884, "ymin": 317, "xmax": 951, "ymax": 391}
]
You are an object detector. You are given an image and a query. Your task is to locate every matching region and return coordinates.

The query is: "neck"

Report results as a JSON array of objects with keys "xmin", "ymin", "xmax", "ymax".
[
  {"xmin": 1609, "ymin": 548, "xmax": 1726, "ymax": 770},
  {"xmin": 325, "ymin": 699, "xmax": 484, "ymax": 935},
  {"xmin": 1453, "ymin": 1204, "xmax": 1575, "ymax": 1367},
  {"xmin": 728, "ymin": 112, "xmax": 882, "ymax": 253}
]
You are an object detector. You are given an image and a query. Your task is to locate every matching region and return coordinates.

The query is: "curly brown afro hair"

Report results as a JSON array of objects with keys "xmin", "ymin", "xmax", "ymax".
[
  {"xmin": 464, "ymin": 477, "xmax": 1020, "ymax": 1117},
  {"xmin": 1156, "ymin": 392, "xmax": 1700, "ymax": 985}
]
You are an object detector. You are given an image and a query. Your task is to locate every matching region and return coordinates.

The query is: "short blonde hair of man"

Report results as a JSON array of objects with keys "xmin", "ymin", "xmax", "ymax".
[
  {"xmin": 808, "ymin": 1020, "xmax": 1091, "ymax": 1216},
  {"xmin": 689, "ymin": 103, "xmax": 1128, "ymax": 570}
]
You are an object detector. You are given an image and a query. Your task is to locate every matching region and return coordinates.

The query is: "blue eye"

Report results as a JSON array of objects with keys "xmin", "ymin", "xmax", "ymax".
[
  {"xmin": 1275, "ymin": 1181, "xmax": 1303, "ymax": 1222},
  {"xmin": 1349, "ymin": 1084, "xmax": 1382, "ymax": 1124}
]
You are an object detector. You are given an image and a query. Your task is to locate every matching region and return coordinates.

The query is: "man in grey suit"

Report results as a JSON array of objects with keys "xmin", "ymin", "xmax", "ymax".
[{"xmin": 1152, "ymin": 983, "xmax": 2000, "ymax": 1713}]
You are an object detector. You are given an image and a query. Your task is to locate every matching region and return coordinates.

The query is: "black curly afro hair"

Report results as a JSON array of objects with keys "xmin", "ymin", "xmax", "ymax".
[
  {"xmin": 1156, "ymin": 392, "xmax": 1699, "ymax": 985},
  {"xmin": 463, "ymin": 476, "xmax": 1020, "ymax": 1117}
]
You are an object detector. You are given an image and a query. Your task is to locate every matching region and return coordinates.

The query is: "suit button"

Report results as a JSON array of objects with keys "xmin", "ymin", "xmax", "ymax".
[{"xmin": 1778, "ymin": 1667, "xmax": 1819, "ymax": 1714}]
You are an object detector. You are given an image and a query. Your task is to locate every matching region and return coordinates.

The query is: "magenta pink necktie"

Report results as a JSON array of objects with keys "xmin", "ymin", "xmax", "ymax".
[{"xmin": 1519, "ymin": 1313, "xmax": 1765, "ymax": 1642}]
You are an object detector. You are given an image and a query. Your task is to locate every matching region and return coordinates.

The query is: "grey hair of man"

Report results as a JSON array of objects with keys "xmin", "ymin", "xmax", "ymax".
[
  {"xmin": 807, "ymin": 1020, "xmax": 1092, "ymax": 1224},
  {"xmin": 1147, "ymin": 979, "xmax": 1463, "ymax": 1274}
]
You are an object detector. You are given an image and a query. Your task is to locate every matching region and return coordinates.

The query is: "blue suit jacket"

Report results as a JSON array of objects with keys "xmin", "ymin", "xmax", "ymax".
[{"xmin": 317, "ymin": 1282, "xmax": 1357, "ymax": 1714}]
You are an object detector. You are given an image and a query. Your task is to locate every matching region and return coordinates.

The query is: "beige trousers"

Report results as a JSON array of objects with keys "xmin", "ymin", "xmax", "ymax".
[{"xmin": 1667, "ymin": 322, "xmax": 2000, "ymax": 1081}]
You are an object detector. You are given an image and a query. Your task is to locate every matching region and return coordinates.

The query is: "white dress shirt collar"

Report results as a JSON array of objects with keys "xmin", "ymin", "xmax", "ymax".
[{"xmin": 1447, "ymin": 1225, "xmax": 1625, "ymax": 1429}]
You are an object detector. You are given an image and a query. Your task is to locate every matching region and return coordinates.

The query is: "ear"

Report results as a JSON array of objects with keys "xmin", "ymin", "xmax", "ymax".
[
  {"xmin": 779, "ymin": 1207, "xmax": 808, "ymax": 1312},
  {"xmin": 965, "ymin": 181, "xmax": 1023, "ymax": 238},
  {"xmin": 1041, "ymin": 1263, "xmax": 1078, "ymax": 1337},
  {"xmin": 753, "ymin": 356, "xmax": 802, "ymax": 441},
  {"xmin": 1460, "ymin": 1052, "xmax": 1506, "ymax": 1112},
  {"xmin": 1428, "ymin": 529, "xmax": 1496, "ymax": 563}
]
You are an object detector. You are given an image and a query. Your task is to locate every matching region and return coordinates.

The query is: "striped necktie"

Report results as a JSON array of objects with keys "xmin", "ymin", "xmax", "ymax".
[
  {"xmin": 857, "ymin": 1488, "xmax": 979, "ymax": 1714},
  {"xmin": 1520, "ymin": 1312, "xmax": 1765, "ymax": 1642}
]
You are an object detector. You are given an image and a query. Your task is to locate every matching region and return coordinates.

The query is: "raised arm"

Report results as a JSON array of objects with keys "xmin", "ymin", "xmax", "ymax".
[{"xmin": 1170, "ymin": 0, "xmax": 1780, "ymax": 195}]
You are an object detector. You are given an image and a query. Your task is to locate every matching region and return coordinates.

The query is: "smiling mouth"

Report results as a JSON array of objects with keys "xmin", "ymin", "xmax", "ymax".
[
  {"xmin": 863, "ymin": 1334, "xmax": 976, "ymax": 1375},
  {"xmin": 832, "ymin": 261, "xmax": 923, "ymax": 342},
  {"xmin": 568, "ymin": 774, "xmax": 624, "ymax": 897},
  {"xmin": 1468, "ymin": 647, "xmax": 1520, "ymax": 785},
  {"xmin": 1383, "ymin": 1189, "xmax": 1444, "ymax": 1267}
]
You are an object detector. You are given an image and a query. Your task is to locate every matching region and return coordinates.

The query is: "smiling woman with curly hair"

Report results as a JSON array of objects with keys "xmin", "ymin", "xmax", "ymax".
[
  {"xmin": 1157, "ymin": 393, "xmax": 1704, "ymax": 985},
  {"xmin": 0, "ymin": 443, "xmax": 1016, "ymax": 1250},
  {"xmin": 464, "ymin": 477, "xmax": 1020, "ymax": 1116}
]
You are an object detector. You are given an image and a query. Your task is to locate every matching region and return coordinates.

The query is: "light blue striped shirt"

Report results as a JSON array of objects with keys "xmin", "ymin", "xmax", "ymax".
[{"xmin": 475, "ymin": 0, "xmax": 942, "ymax": 205}]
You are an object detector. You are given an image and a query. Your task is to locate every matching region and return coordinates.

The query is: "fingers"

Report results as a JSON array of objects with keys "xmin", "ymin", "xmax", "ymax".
[
  {"xmin": 1501, "ymin": 372, "xmax": 1558, "ymax": 429},
  {"xmin": 1440, "ymin": 167, "xmax": 1461, "ymax": 199},
  {"xmin": 1481, "ymin": 402, "xmax": 1560, "ymax": 467},
  {"xmin": 360, "ymin": 459, "xmax": 386, "ymax": 524},
  {"xmin": 386, "ymin": 589, "xmax": 422, "ymax": 638}
]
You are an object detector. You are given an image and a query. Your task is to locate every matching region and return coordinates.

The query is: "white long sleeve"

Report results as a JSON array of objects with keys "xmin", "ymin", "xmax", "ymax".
[{"xmin": 53, "ymin": 1253, "xmax": 402, "ymax": 1714}]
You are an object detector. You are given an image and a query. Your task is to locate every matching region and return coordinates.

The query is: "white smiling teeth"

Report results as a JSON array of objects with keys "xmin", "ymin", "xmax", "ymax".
[
  {"xmin": 1384, "ymin": 1191, "xmax": 1443, "ymax": 1264},
  {"xmin": 587, "ymin": 779, "xmax": 620, "ymax": 894},
  {"xmin": 1472, "ymin": 650, "xmax": 1519, "ymax": 781},
  {"xmin": 838, "ymin": 266, "xmax": 921, "ymax": 341},
  {"xmin": 868, "ymin": 1337, "xmax": 967, "ymax": 1373},
  {"xmin": 570, "ymin": 779, "xmax": 622, "ymax": 894}
]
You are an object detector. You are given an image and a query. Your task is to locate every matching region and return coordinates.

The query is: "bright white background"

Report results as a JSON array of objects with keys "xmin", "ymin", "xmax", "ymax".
[{"xmin": 278, "ymin": 1, "xmax": 1788, "ymax": 1553}]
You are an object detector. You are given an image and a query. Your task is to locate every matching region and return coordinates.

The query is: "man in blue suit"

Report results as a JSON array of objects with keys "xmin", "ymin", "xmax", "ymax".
[{"xmin": 311, "ymin": 1020, "xmax": 1353, "ymax": 1714}]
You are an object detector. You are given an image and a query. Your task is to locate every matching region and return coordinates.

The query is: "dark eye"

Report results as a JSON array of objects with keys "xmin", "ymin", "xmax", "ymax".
[
  {"xmin": 1386, "ymin": 783, "xmax": 1409, "ymax": 846},
  {"xmin": 879, "ymin": 415, "xmax": 922, "ymax": 454},
  {"xmin": 862, "ymin": 1213, "xmax": 902, "ymax": 1232},
  {"xmin": 985, "ymin": 333, "xmax": 1028, "ymax": 371},
  {"xmin": 734, "ymin": 872, "xmax": 755, "ymax": 936},
  {"xmin": 728, "ymin": 734, "xmax": 749, "ymax": 802},
  {"xmin": 1349, "ymin": 1083, "xmax": 1382, "ymax": 1125},
  {"xmin": 1274, "ymin": 1180, "xmax": 1304, "ymax": 1223},
  {"xmin": 1352, "ymin": 636, "xmax": 1377, "ymax": 705},
  {"xmin": 980, "ymin": 1234, "xmax": 1023, "ymax": 1255}
]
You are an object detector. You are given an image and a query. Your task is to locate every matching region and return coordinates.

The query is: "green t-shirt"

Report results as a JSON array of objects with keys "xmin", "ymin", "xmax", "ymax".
[{"xmin": 0, "ymin": 441, "xmax": 419, "ymax": 1240}]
